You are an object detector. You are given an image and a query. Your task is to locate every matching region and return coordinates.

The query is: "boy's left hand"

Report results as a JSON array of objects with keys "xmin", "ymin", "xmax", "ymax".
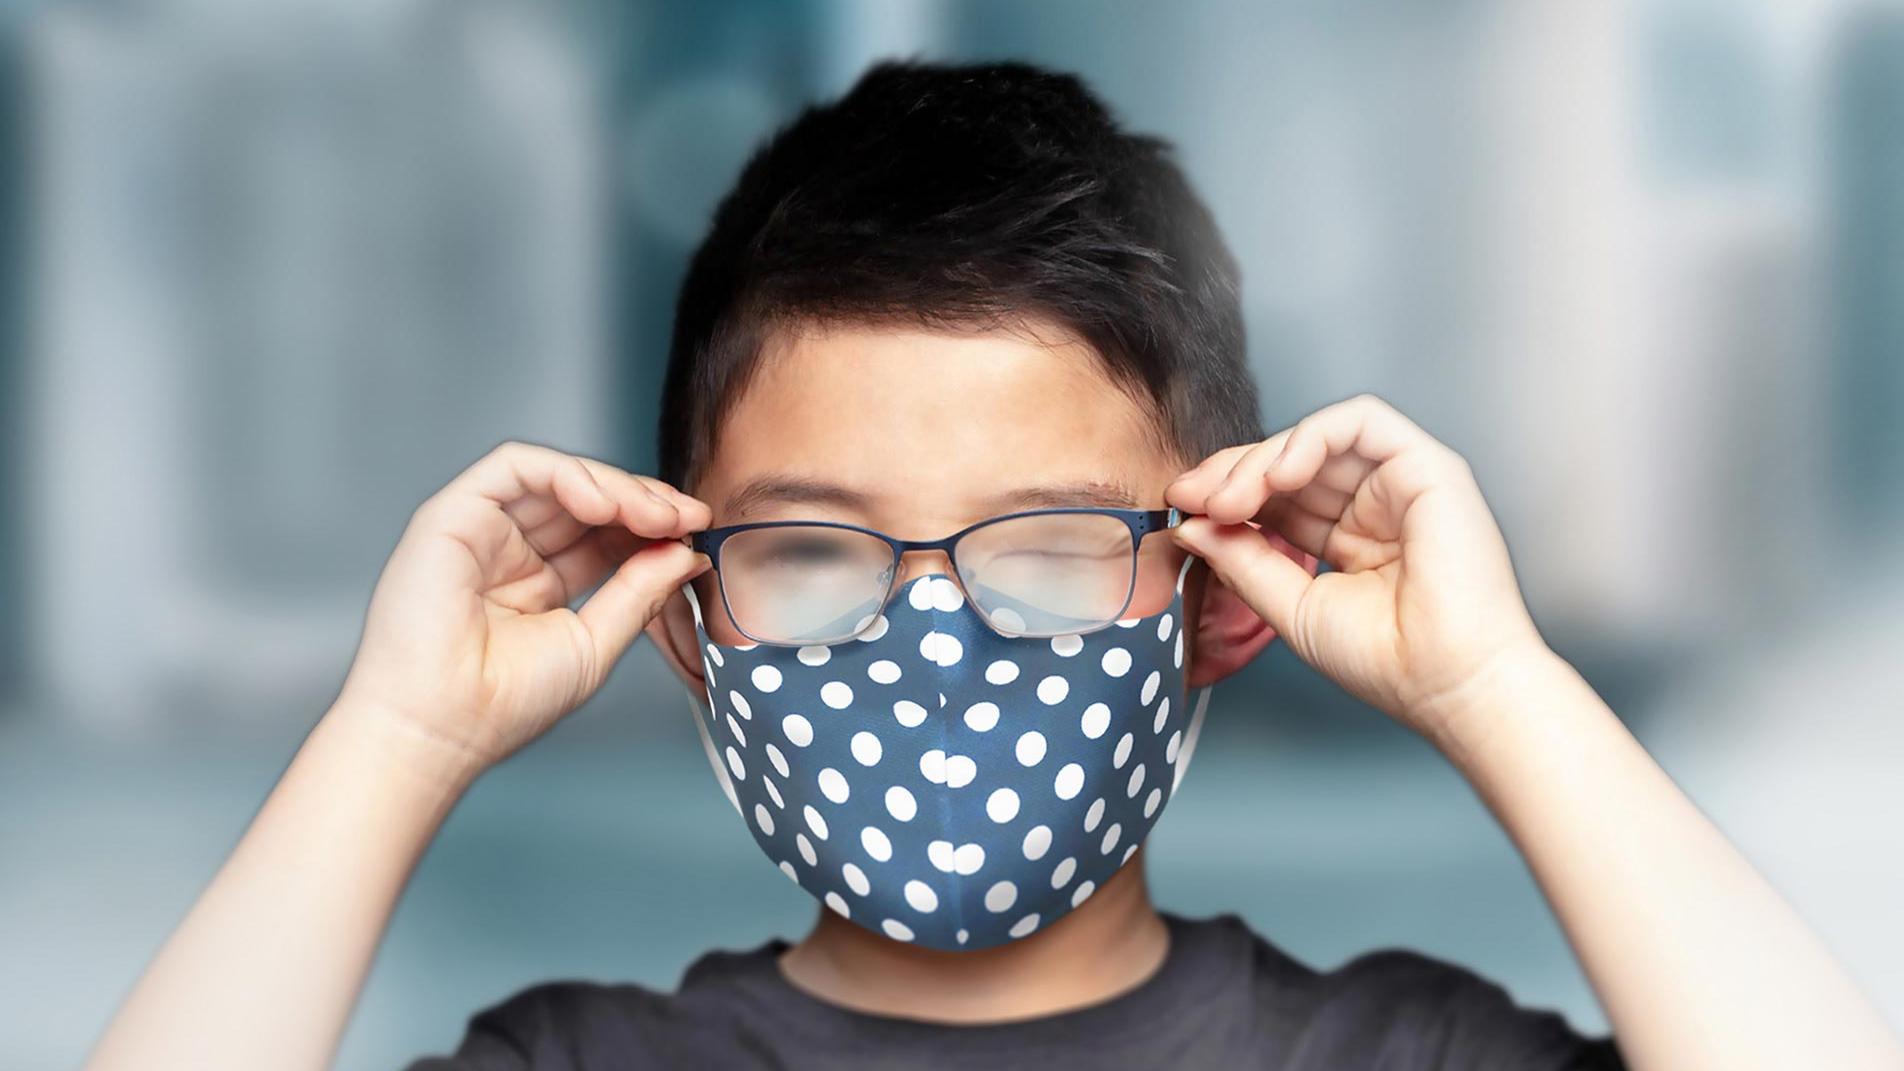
[{"xmin": 1166, "ymin": 393, "xmax": 1549, "ymax": 742}]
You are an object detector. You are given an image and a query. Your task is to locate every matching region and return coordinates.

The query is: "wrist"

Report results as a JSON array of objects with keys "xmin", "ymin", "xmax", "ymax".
[
  {"xmin": 1413, "ymin": 640, "xmax": 1577, "ymax": 768},
  {"xmin": 317, "ymin": 696, "xmax": 492, "ymax": 800}
]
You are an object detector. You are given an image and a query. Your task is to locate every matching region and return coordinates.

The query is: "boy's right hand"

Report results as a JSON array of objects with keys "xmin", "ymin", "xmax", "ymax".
[{"xmin": 333, "ymin": 441, "xmax": 710, "ymax": 781}]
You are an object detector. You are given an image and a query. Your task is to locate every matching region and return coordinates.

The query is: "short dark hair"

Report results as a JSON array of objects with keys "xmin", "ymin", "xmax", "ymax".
[{"xmin": 656, "ymin": 58, "xmax": 1263, "ymax": 489}]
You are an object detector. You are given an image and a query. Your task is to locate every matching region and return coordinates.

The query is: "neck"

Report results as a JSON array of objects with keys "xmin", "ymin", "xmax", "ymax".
[{"xmin": 776, "ymin": 849, "xmax": 1170, "ymax": 1023}]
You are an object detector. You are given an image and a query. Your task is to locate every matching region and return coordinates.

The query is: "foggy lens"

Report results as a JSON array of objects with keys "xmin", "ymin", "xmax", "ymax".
[{"xmin": 955, "ymin": 513, "xmax": 1136, "ymax": 636}]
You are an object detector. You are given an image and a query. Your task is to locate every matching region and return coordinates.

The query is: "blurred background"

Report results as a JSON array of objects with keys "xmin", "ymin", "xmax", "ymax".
[{"xmin": 2, "ymin": 0, "xmax": 1902, "ymax": 1066}]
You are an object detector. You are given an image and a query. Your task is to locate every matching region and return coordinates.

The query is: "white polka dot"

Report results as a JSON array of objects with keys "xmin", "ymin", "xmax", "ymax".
[
  {"xmin": 706, "ymin": 644, "xmax": 725, "ymax": 667},
  {"xmin": 736, "ymin": 642, "xmax": 759, "ymax": 650},
  {"xmin": 861, "ymin": 825, "xmax": 893, "ymax": 862},
  {"xmin": 766, "ymin": 743, "xmax": 791, "ymax": 778},
  {"xmin": 938, "ymin": 693, "xmax": 947, "ymax": 709},
  {"xmin": 963, "ymin": 702, "xmax": 1000, "ymax": 732},
  {"xmin": 893, "ymin": 699, "xmax": 928, "ymax": 727},
  {"xmin": 1083, "ymin": 797, "xmax": 1105, "ymax": 832},
  {"xmin": 857, "ymin": 615, "xmax": 890, "ymax": 641},
  {"xmin": 1015, "ymin": 731, "xmax": 1047, "ymax": 766},
  {"xmin": 1054, "ymin": 763, "xmax": 1085, "ymax": 800},
  {"xmin": 1036, "ymin": 675, "xmax": 1070, "ymax": 705},
  {"xmin": 986, "ymin": 787, "xmax": 1020, "ymax": 823},
  {"xmin": 764, "ymin": 776, "xmax": 784, "ymax": 809},
  {"xmin": 798, "ymin": 644, "xmax": 831, "ymax": 666},
  {"xmin": 843, "ymin": 862, "xmax": 870, "ymax": 896},
  {"xmin": 1115, "ymin": 617, "xmax": 1140, "ymax": 629},
  {"xmin": 1140, "ymin": 671, "xmax": 1161, "ymax": 705},
  {"xmin": 1080, "ymin": 703, "xmax": 1111, "ymax": 739},
  {"xmin": 1144, "ymin": 787, "xmax": 1163, "ymax": 817},
  {"xmin": 1153, "ymin": 697, "xmax": 1171, "ymax": 734},
  {"xmin": 885, "ymin": 785, "xmax": 917, "ymax": 822},
  {"xmin": 1009, "ymin": 914, "xmax": 1041, "ymax": 938},
  {"xmin": 782, "ymin": 715, "xmax": 813, "ymax": 748},
  {"xmin": 1101, "ymin": 823, "xmax": 1123, "ymax": 854},
  {"xmin": 825, "ymin": 891, "xmax": 851, "ymax": 917},
  {"xmin": 1127, "ymin": 763, "xmax": 1146, "ymax": 798},
  {"xmin": 904, "ymin": 879, "xmax": 939, "ymax": 913},
  {"xmin": 1023, "ymin": 825, "xmax": 1053, "ymax": 860},
  {"xmin": 920, "ymin": 631, "xmax": 963, "ymax": 667},
  {"xmin": 850, "ymin": 731, "xmax": 883, "ymax": 766},
  {"xmin": 985, "ymin": 659, "xmax": 1020, "ymax": 685},
  {"xmin": 1100, "ymin": 647, "xmax": 1132, "ymax": 677},
  {"xmin": 1113, "ymin": 732, "xmax": 1134, "ymax": 769},
  {"xmin": 778, "ymin": 860, "xmax": 798, "ymax": 882},
  {"xmin": 1157, "ymin": 613, "xmax": 1174, "ymax": 642},
  {"xmin": 729, "ymin": 691, "xmax": 752, "ymax": 719},
  {"xmin": 753, "ymin": 804, "xmax": 775, "ymax": 835},
  {"xmin": 821, "ymin": 681, "xmax": 854, "ymax": 709},
  {"xmin": 908, "ymin": 579, "xmax": 936, "ymax": 611},
  {"xmin": 988, "ymin": 606, "xmax": 1027, "ymax": 633},
  {"xmin": 929, "ymin": 577, "xmax": 965, "ymax": 613},
  {"xmin": 751, "ymin": 665, "xmax": 783, "ymax": 692},
  {"xmin": 818, "ymin": 767, "xmax": 850, "ymax": 804},
  {"xmin": 882, "ymin": 919, "xmax": 915, "ymax": 941},
  {"xmin": 1071, "ymin": 880, "xmax": 1097, "ymax": 908},
  {"xmin": 702, "ymin": 659, "xmax": 715, "ymax": 689},
  {"xmin": 957, "ymin": 929, "xmax": 970, "ymax": 945},
  {"xmin": 1051, "ymin": 856, "xmax": 1077, "ymax": 888},
  {"xmin": 1174, "ymin": 630, "xmax": 1184, "ymax": 668},
  {"xmin": 803, "ymin": 805, "xmax": 829, "ymax": 840},
  {"xmin": 984, "ymin": 881, "xmax": 1018, "ymax": 913},
  {"xmin": 1050, "ymin": 634, "xmax": 1084, "ymax": 657},
  {"xmin": 954, "ymin": 843, "xmax": 985, "ymax": 875},
  {"xmin": 1122, "ymin": 843, "xmax": 1138, "ymax": 865},
  {"xmin": 920, "ymin": 749, "xmax": 947, "ymax": 784},
  {"xmin": 1166, "ymin": 730, "xmax": 1183, "ymax": 764},
  {"xmin": 944, "ymin": 754, "xmax": 977, "ymax": 789},
  {"xmin": 868, "ymin": 659, "xmax": 902, "ymax": 684},
  {"xmin": 927, "ymin": 840, "xmax": 956, "ymax": 873},
  {"xmin": 726, "ymin": 714, "xmax": 747, "ymax": 747},
  {"xmin": 796, "ymin": 833, "xmax": 818, "ymax": 867},
  {"xmin": 725, "ymin": 746, "xmax": 746, "ymax": 781}
]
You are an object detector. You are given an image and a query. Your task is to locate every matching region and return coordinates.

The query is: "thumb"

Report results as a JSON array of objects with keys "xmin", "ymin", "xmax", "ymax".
[
  {"xmin": 1174, "ymin": 519, "xmax": 1313, "ymax": 639},
  {"xmin": 576, "ymin": 539, "xmax": 708, "ymax": 671}
]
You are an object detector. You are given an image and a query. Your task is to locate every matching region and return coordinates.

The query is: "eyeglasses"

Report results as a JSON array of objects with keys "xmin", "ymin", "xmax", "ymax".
[{"xmin": 688, "ymin": 507, "xmax": 1183, "ymax": 647}]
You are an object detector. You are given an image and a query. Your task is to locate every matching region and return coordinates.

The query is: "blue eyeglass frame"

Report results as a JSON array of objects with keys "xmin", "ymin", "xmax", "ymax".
[{"xmin": 688, "ymin": 506, "xmax": 1183, "ymax": 645}]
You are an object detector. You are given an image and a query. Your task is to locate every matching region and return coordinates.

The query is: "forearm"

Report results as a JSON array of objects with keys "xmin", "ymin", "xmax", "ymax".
[
  {"xmin": 86, "ymin": 701, "xmax": 481, "ymax": 1071},
  {"xmin": 1430, "ymin": 646, "xmax": 1902, "ymax": 1071}
]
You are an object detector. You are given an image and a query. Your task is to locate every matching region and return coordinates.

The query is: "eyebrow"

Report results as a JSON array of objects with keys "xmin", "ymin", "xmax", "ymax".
[{"xmin": 721, "ymin": 475, "xmax": 1141, "ymax": 521}]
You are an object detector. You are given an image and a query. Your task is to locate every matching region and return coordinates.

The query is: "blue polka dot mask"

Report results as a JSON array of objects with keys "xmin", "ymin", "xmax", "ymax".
[{"xmin": 682, "ymin": 556, "xmax": 1210, "ymax": 951}]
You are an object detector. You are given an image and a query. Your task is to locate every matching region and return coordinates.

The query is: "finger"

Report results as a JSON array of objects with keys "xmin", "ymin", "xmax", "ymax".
[
  {"xmin": 1172, "ymin": 518, "xmax": 1312, "ymax": 639},
  {"xmin": 629, "ymin": 472, "xmax": 714, "ymax": 533},
  {"xmin": 575, "ymin": 539, "xmax": 710, "ymax": 670},
  {"xmin": 1167, "ymin": 437, "xmax": 1287, "ymax": 516},
  {"xmin": 1265, "ymin": 394, "xmax": 1439, "ymax": 495},
  {"xmin": 1258, "ymin": 497, "xmax": 1342, "ymax": 562},
  {"xmin": 1200, "ymin": 433, "xmax": 1301, "ymax": 524},
  {"xmin": 542, "ymin": 523, "xmax": 645, "ymax": 602},
  {"xmin": 449, "ymin": 442, "xmax": 683, "ymax": 540}
]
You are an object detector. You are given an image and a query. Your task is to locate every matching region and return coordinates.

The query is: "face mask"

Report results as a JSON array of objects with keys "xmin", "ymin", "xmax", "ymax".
[{"xmin": 682, "ymin": 557, "xmax": 1210, "ymax": 951}]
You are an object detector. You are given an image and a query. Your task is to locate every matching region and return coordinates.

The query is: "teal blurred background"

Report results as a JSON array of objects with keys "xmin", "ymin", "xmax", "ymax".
[{"xmin": 3, "ymin": 1, "xmax": 1903, "ymax": 1068}]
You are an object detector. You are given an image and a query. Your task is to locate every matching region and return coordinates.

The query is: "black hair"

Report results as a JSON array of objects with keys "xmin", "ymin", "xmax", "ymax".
[{"xmin": 656, "ymin": 58, "xmax": 1263, "ymax": 488}]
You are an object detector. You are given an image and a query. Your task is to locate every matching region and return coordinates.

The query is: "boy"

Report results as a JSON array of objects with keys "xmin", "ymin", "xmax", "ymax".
[{"xmin": 88, "ymin": 60, "xmax": 1901, "ymax": 1071}]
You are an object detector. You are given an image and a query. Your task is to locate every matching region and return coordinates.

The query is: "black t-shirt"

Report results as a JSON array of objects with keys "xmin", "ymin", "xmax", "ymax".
[{"xmin": 404, "ymin": 912, "xmax": 1624, "ymax": 1070}]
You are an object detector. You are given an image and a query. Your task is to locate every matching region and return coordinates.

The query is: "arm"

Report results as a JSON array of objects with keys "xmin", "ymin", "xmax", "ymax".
[
  {"xmin": 84, "ymin": 442, "xmax": 711, "ymax": 1071},
  {"xmin": 1166, "ymin": 393, "xmax": 1904, "ymax": 1071}
]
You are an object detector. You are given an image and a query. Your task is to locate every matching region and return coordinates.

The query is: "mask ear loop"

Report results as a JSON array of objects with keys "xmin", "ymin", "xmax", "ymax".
[
  {"xmin": 679, "ymin": 582, "xmax": 743, "ymax": 815},
  {"xmin": 1171, "ymin": 550, "xmax": 1210, "ymax": 793}
]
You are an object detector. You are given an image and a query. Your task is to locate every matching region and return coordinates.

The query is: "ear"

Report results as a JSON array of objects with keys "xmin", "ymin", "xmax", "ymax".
[
  {"xmin": 1184, "ymin": 530, "xmax": 1318, "ymax": 688},
  {"xmin": 644, "ymin": 588, "xmax": 707, "ymax": 696}
]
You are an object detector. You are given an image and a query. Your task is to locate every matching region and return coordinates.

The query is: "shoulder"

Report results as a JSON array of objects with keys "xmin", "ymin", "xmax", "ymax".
[
  {"xmin": 1175, "ymin": 914, "xmax": 1624, "ymax": 1070},
  {"xmin": 403, "ymin": 943, "xmax": 788, "ymax": 1071},
  {"xmin": 402, "ymin": 979, "xmax": 676, "ymax": 1071}
]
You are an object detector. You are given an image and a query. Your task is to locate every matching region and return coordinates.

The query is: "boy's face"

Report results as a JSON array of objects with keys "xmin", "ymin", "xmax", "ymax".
[{"xmin": 648, "ymin": 316, "xmax": 1276, "ymax": 690}]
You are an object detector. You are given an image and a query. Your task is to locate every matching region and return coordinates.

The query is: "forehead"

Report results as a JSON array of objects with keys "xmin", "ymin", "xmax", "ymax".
[{"xmin": 694, "ymin": 317, "xmax": 1179, "ymax": 531}]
